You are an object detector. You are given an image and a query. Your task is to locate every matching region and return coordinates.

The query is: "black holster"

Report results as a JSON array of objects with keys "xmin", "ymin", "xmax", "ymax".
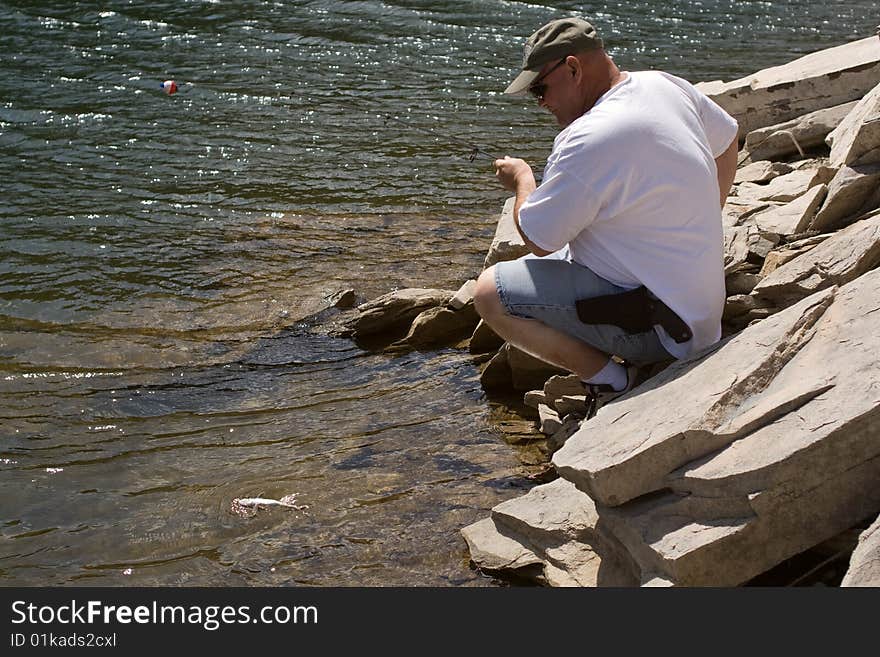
[{"xmin": 575, "ymin": 286, "xmax": 693, "ymax": 344}]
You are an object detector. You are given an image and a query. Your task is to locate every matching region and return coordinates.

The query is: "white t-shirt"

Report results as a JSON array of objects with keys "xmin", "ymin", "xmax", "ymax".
[{"xmin": 519, "ymin": 70, "xmax": 739, "ymax": 359}]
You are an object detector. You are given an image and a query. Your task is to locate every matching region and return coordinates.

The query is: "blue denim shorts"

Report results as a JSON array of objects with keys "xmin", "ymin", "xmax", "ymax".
[{"xmin": 494, "ymin": 254, "xmax": 673, "ymax": 366}]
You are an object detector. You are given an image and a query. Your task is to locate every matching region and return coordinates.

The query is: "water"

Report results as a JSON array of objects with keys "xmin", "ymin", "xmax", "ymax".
[{"xmin": 1, "ymin": 1, "xmax": 876, "ymax": 586}]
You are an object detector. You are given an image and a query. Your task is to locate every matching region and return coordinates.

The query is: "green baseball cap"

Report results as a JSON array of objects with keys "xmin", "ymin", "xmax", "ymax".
[{"xmin": 504, "ymin": 17, "xmax": 604, "ymax": 95}]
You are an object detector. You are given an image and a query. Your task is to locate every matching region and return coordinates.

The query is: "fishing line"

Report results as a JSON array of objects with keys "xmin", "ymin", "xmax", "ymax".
[{"xmin": 381, "ymin": 113, "xmax": 501, "ymax": 163}]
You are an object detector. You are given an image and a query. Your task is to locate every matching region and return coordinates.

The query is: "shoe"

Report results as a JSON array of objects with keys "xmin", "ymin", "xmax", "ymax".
[{"xmin": 583, "ymin": 364, "xmax": 638, "ymax": 419}]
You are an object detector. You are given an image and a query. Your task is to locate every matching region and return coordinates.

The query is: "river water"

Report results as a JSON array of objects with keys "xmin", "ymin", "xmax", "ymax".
[{"xmin": 1, "ymin": 1, "xmax": 876, "ymax": 586}]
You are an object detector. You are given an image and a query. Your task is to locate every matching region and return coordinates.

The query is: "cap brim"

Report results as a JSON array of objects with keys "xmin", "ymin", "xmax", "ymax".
[{"xmin": 504, "ymin": 69, "xmax": 541, "ymax": 95}]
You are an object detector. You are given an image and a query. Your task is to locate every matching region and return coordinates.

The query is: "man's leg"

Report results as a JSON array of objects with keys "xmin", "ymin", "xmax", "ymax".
[
  {"xmin": 473, "ymin": 256, "xmax": 671, "ymax": 391},
  {"xmin": 474, "ymin": 266, "xmax": 610, "ymax": 381}
]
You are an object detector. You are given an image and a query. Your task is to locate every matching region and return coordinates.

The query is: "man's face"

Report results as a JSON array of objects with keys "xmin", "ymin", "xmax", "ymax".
[{"xmin": 529, "ymin": 57, "xmax": 581, "ymax": 128}]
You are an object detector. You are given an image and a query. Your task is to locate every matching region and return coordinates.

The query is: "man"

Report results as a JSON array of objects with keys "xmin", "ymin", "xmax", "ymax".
[{"xmin": 473, "ymin": 17, "xmax": 739, "ymax": 411}]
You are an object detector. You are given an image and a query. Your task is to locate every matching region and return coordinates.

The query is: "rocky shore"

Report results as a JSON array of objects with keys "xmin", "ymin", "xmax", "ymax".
[{"xmin": 333, "ymin": 33, "xmax": 880, "ymax": 586}]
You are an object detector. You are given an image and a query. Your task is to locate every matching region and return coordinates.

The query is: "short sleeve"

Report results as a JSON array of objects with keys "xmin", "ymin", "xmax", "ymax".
[
  {"xmin": 518, "ymin": 165, "xmax": 601, "ymax": 252},
  {"xmin": 662, "ymin": 73, "xmax": 739, "ymax": 157}
]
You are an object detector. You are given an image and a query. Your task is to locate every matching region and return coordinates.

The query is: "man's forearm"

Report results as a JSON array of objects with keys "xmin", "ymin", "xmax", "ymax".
[{"xmin": 511, "ymin": 181, "xmax": 553, "ymax": 257}]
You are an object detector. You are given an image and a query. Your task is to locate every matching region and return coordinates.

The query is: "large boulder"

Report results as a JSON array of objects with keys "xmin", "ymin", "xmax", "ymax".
[
  {"xmin": 697, "ymin": 36, "xmax": 880, "ymax": 138},
  {"xmin": 547, "ymin": 268, "xmax": 880, "ymax": 585}
]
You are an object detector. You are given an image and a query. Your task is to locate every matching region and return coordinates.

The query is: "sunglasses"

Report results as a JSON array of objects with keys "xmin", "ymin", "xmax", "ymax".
[{"xmin": 528, "ymin": 59, "xmax": 567, "ymax": 99}]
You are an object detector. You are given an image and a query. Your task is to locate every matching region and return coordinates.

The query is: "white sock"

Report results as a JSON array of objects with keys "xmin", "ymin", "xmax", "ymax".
[{"xmin": 583, "ymin": 359, "xmax": 628, "ymax": 392}]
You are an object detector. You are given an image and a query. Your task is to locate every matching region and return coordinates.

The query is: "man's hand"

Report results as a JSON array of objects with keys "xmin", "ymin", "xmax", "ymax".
[
  {"xmin": 493, "ymin": 156, "xmax": 549, "ymax": 257},
  {"xmin": 494, "ymin": 156, "xmax": 537, "ymax": 194}
]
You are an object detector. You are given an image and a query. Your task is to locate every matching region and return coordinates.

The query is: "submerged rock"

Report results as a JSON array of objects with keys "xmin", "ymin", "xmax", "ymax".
[{"xmin": 344, "ymin": 288, "xmax": 452, "ymax": 338}]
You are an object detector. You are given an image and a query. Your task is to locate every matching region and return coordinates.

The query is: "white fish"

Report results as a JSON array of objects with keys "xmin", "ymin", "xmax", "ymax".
[
  {"xmin": 234, "ymin": 497, "xmax": 296, "ymax": 508},
  {"xmin": 231, "ymin": 493, "xmax": 308, "ymax": 516}
]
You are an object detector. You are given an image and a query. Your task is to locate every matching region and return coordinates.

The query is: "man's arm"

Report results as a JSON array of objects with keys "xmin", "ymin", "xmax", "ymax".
[
  {"xmin": 494, "ymin": 156, "xmax": 552, "ymax": 257},
  {"xmin": 715, "ymin": 137, "xmax": 739, "ymax": 208}
]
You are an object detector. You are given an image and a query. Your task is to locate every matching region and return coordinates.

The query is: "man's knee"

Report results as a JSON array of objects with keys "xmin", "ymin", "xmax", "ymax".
[{"xmin": 473, "ymin": 266, "xmax": 503, "ymax": 320}]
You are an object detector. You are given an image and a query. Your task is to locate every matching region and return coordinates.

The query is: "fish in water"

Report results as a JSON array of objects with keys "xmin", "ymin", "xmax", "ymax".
[{"xmin": 231, "ymin": 493, "xmax": 308, "ymax": 517}]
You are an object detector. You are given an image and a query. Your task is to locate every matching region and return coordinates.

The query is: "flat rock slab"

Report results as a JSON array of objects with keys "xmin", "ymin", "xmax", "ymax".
[
  {"xmin": 841, "ymin": 514, "xmax": 880, "ymax": 586},
  {"xmin": 749, "ymin": 184, "xmax": 827, "ymax": 235},
  {"xmin": 736, "ymin": 168, "xmax": 830, "ymax": 204},
  {"xmin": 551, "ymin": 268, "xmax": 880, "ymax": 585},
  {"xmin": 744, "ymin": 101, "xmax": 858, "ymax": 162},
  {"xmin": 698, "ymin": 36, "xmax": 880, "ymax": 138},
  {"xmin": 734, "ymin": 161, "xmax": 793, "ymax": 185},
  {"xmin": 752, "ymin": 211, "xmax": 880, "ymax": 305}
]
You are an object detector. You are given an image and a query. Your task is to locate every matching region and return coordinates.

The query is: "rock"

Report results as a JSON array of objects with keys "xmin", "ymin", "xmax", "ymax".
[
  {"xmin": 841, "ymin": 515, "xmax": 880, "ymax": 586},
  {"xmin": 748, "ymin": 184, "xmax": 827, "ymax": 235},
  {"xmin": 523, "ymin": 390, "xmax": 546, "ymax": 409},
  {"xmin": 752, "ymin": 211, "xmax": 880, "ymax": 305},
  {"xmin": 828, "ymin": 81, "xmax": 880, "ymax": 167},
  {"xmin": 460, "ymin": 518, "xmax": 543, "ymax": 573},
  {"xmin": 550, "ymin": 269, "xmax": 880, "ymax": 585},
  {"xmin": 736, "ymin": 167, "xmax": 832, "ymax": 204},
  {"xmin": 546, "ymin": 414, "xmax": 583, "ymax": 453},
  {"xmin": 810, "ymin": 163, "xmax": 880, "ymax": 232},
  {"xmin": 466, "ymin": 479, "xmax": 639, "ymax": 586},
  {"xmin": 538, "ymin": 404, "xmax": 562, "ymax": 435},
  {"xmin": 734, "ymin": 161, "xmax": 793, "ymax": 185},
  {"xmin": 725, "ymin": 271, "xmax": 761, "ymax": 296},
  {"xmin": 722, "ymin": 294, "xmax": 758, "ymax": 320},
  {"xmin": 697, "ymin": 36, "xmax": 880, "ymax": 138},
  {"xmin": 758, "ymin": 234, "xmax": 831, "ymax": 277},
  {"xmin": 555, "ymin": 395, "xmax": 588, "ymax": 418},
  {"xmin": 479, "ymin": 345, "xmax": 513, "ymax": 389},
  {"xmin": 468, "ymin": 319, "xmax": 505, "ymax": 354},
  {"xmin": 507, "ymin": 345, "xmax": 567, "ymax": 391},
  {"xmin": 723, "ymin": 226, "xmax": 752, "ymax": 275},
  {"xmin": 542, "ymin": 374, "xmax": 586, "ymax": 402},
  {"xmin": 326, "ymin": 288, "xmax": 357, "ymax": 309},
  {"xmin": 743, "ymin": 101, "xmax": 858, "ymax": 162},
  {"xmin": 525, "ymin": 375, "xmax": 585, "ymax": 414},
  {"xmin": 724, "ymin": 225, "xmax": 780, "ymax": 275},
  {"xmin": 723, "ymin": 199, "xmax": 771, "ymax": 228},
  {"xmin": 397, "ymin": 304, "xmax": 480, "ymax": 348},
  {"xmin": 448, "ymin": 279, "xmax": 477, "ymax": 311},
  {"xmin": 346, "ymin": 288, "xmax": 453, "ymax": 338},
  {"xmin": 481, "ymin": 343, "xmax": 564, "ymax": 391},
  {"xmin": 483, "ymin": 196, "xmax": 530, "ymax": 268}
]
